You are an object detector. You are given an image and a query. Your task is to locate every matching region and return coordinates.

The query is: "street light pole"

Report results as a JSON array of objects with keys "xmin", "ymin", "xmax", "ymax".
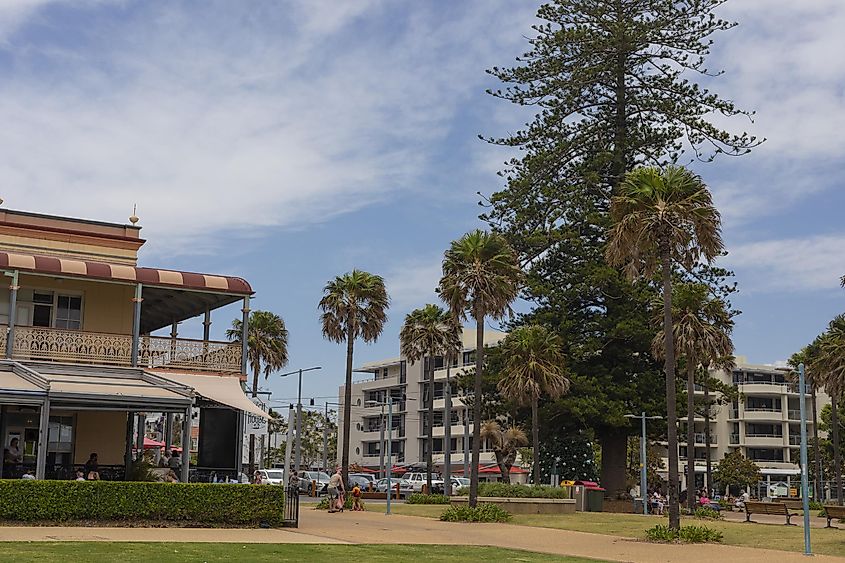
[
  {"xmin": 799, "ymin": 363, "xmax": 812, "ymax": 556},
  {"xmin": 626, "ymin": 412, "xmax": 662, "ymax": 515},
  {"xmin": 279, "ymin": 366, "xmax": 322, "ymax": 472}
]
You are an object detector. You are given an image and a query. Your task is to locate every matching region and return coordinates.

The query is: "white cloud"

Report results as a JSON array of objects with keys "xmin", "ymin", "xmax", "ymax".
[
  {"xmin": 724, "ymin": 235, "xmax": 845, "ymax": 292},
  {"xmin": 383, "ymin": 258, "xmax": 443, "ymax": 313},
  {"xmin": 0, "ymin": 1, "xmax": 535, "ymax": 256}
]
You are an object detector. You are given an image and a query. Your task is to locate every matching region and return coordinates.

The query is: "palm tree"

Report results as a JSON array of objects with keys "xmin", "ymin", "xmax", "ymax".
[
  {"xmin": 227, "ymin": 310, "xmax": 289, "ymax": 475},
  {"xmin": 319, "ymin": 270, "xmax": 389, "ymax": 486},
  {"xmin": 497, "ymin": 325, "xmax": 569, "ymax": 485},
  {"xmin": 438, "ymin": 230, "xmax": 521, "ymax": 507},
  {"xmin": 605, "ymin": 165, "xmax": 724, "ymax": 529},
  {"xmin": 399, "ymin": 304, "xmax": 461, "ymax": 493},
  {"xmin": 790, "ymin": 341, "xmax": 824, "ymax": 501},
  {"xmin": 652, "ymin": 282, "xmax": 734, "ymax": 509},
  {"xmin": 811, "ymin": 316, "xmax": 845, "ymax": 505},
  {"xmin": 479, "ymin": 421, "xmax": 528, "ymax": 483}
]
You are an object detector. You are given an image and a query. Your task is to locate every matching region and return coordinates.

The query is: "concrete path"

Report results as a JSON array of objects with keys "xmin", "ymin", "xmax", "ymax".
[{"xmin": 1, "ymin": 508, "xmax": 843, "ymax": 562}]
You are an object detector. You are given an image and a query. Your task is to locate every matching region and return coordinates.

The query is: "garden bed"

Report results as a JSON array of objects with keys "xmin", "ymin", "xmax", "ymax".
[
  {"xmin": 450, "ymin": 496, "xmax": 576, "ymax": 515},
  {"xmin": 0, "ymin": 480, "xmax": 284, "ymax": 527}
]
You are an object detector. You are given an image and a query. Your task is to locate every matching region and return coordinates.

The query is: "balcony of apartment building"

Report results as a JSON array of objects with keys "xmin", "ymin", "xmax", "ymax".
[
  {"xmin": 743, "ymin": 423, "xmax": 786, "ymax": 448},
  {"xmin": 353, "ymin": 359, "xmax": 407, "ymax": 391},
  {"xmin": 746, "ymin": 447, "xmax": 792, "ymax": 467},
  {"xmin": 741, "ymin": 396, "xmax": 784, "ymax": 421},
  {"xmin": 359, "ymin": 440, "xmax": 404, "ymax": 465},
  {"xmin": 732, "ymin": 369, "xmax": 797, "ymax": 396}
]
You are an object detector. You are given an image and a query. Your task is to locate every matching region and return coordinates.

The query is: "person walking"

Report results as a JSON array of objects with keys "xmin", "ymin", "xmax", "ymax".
[{"xmin": 327, "ymin": 468, "xmax": 344, "ymax": 513}]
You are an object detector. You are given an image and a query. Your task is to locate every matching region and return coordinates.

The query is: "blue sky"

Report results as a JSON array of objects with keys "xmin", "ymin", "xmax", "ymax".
[{"xmin": 0, "ymin": 1, "xmax": 842, "ymax": 408}]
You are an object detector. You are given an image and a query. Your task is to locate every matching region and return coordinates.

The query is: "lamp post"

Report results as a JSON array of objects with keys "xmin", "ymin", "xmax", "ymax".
[
  {"xmin": 367, "ymin": 395, "xmax": 416, "ymax": 515},
  {"xmin": 322, "ymin": 401, "xmax": 341, "ymax": 473},
  {"xmin": 279, "ymin": 367, "xmax": 322, "ymax": 471},
  {"xmin": 625, "ymin": 412, "xmax": 663, "ymax": 515},
  {"xmin": 799, "ymin": 363, "xmax": 812, "ymax": 556}
]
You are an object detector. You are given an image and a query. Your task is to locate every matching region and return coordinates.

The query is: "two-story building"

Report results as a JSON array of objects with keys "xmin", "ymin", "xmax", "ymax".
[{"xmin": 0, "ymin": 208, "xmax": 268, "ymax": 482}]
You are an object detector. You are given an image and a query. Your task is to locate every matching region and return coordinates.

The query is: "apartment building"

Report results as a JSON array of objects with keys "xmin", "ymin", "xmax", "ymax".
[
  {"xmin": 0, "ymin": 208, "xmax": 268, "ymax": 482},
  {"xmin": 338, "ymin": 328, "xmax": 514, "ymax": 477},
  {"xmin": 664, "ymin": 357, "xmax": 828, "ymax": 494}
]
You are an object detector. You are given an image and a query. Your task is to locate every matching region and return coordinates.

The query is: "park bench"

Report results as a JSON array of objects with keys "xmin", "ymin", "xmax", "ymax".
[
  {"xmin": 823, "ymin": 505, "xmax": 845, "ymax": 529},
  {"xmin": 780, "ymin": 498, "xmax": 805, "ymax": 511},
  {"xmin": 744, "ymin": 501, "xmax": 796, "ymax": 525}
]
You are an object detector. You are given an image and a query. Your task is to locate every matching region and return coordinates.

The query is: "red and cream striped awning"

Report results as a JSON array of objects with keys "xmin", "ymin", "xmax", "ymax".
[{"xmin": 0, "ymin": 251, "xmax": 252, "ymax": 295}]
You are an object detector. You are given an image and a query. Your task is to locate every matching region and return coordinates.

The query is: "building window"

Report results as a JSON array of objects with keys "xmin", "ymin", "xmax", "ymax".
[
  {"xmin": 55, "ymin": 295, "xmax": 83, "ymax": 329},
  {"xmin": 32, "ymin": 291, "xmax": 54, "ymax": 327},
  {"xmin": 462, "ymin": 351, "xmax": 476, "ymax": 366}
]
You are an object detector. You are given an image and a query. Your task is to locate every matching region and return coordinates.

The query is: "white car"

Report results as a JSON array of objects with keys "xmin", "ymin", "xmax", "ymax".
[
  {"xmin": 450, "ymin": 477, "xmax": 470, "ymax": 495},
  {"xmin": 375, "ymin": 478, "xmax": 414, "ymax": 498},
  {"xmin": 256, "ymin": 469, "xmax": 284, "ymax": 485},
  {"xmin": 404, "ymin": 472, "xmax": 445, "ymax": 494}
]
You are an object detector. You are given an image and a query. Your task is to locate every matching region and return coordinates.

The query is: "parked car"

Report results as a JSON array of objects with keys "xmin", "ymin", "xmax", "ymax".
[
  {"xmin": 450, "ymin": 477, "xmax": 470, "ymax": 495},
  {"xmin": 347, "ymin": 475, "xmax": 371, "ymax": 491},
  {"xmin": 298, "ymin": 470, "xmax": 331, "ymax": 495},
  {"xmin": 350, "ymin": 472, "xmax": 377, "ymax": 487},
  {"xmin": 257, "ymin": 469, "xmax": 284, "ymax": 485},
  {"xmin": 404, "ymin": 472, "xmax": 445, "ymax": 494},
  {"xmin": 375, "ymin": 477, "xmax": 414, "ymax": 498}
]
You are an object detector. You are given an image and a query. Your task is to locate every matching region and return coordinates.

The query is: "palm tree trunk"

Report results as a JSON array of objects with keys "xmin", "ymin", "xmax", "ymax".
[
  {"xmin": 249, "ymin": 363, "xmax": 259, "ymax": 476},
  {"xmin": 341, "ymin": 326, "xmax": 355, "ymax": 488},
  {"xmin": 704, "ymin": 384, "xmax": 712, "ymax": 496},
  {"xmin": 444, "ymin": 367, "xmax": 452, "ymax": 495},
  {"xmin": 661, "ymin": 249, "xmax": 681, "ymax": 530},
  {"xmin": 832, "ymin": 392, "xmax": 842, "ymax": 506},
  {"xmin": 427, "ymin": 357, "xmax": 434, "ymax": 494},
  {"xmin": 811, "ymin": 384, "xmax": 821, "ymax": 501},
  {"xmin": 686, "ymin": 361, "xmax": 695, "ymax": 511},
  {"xmin": 532, "ymin": 396, "xmax": 540, "ymax": 486},
  {"xmin": 469, "ymin": 310, "xmax": 485, "ymax": 508}
]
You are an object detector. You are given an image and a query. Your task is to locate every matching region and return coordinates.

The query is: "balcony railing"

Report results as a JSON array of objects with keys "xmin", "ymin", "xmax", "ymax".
[
  {"xmin": 787, "ymin": 410, "xmax": 801, "ymax": 420},
  {"xmin": 692, "ymin": 433, "xmax": 716, "ymax": 444},
  {"xmin": 745, "ymin": 407, "xmax": 781, "ymax": 413},
  {"xmin": 789, "ymin": 435, "xmax": 802, "ymax": 445},
  {"xmin": 2, "ymin": 325, "xmax": 241, "ymax": 374},
  {"xmin": 730, "ymin": 433, "xmax": 740, "ymax": 444}
]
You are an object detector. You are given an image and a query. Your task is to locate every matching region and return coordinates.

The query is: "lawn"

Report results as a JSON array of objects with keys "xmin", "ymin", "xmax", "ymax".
[
  {"xmin": 0, "ymin": 543, "xmax": 606, "ymax": 562},
  {"xmin": 391, "ymin": 504, "xmax": 845, "ymax": 558}
]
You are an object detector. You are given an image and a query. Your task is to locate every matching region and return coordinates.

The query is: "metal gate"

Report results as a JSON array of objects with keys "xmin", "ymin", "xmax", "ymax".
[{"xmin": 283, "ymin": 486, "xmax": 300, "ymax": 528}]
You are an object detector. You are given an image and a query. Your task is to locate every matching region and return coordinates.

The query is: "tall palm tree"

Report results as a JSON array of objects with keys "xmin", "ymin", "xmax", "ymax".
[
  {"xmin": 652, "ymin": 282, "xmax": 734, "ymax": 509},
  {"xmin": 497, "ymin": 325, "xmax": 569, "ymax": 485},
  {"xmin": 399, "ymin": 304, "xmax": 461, "ymax": 493},
  {"xmin": 811, "ymin": 315, "xmax": 845, "ymax": 505},
  {"xmin": 791, "ymin": 341, "xmax": 824, "ymax": 501},
  {"xmin": 438, "ymin": 230, "xmax": 521, "ymax": 507},
  {"xmin": 605, "ymin": 165, "xmax": 724, "ymax": 530},
  {"xmin": 227, "ymin": 310, "xmax": 289, "ymax": 475},
  {"xmin": 480, "ymin": 421, "xmax": 528, "ymax": 483},
  {"xmin": 319, "ymin": 270, "xmax": 389, "ymax": 486}
]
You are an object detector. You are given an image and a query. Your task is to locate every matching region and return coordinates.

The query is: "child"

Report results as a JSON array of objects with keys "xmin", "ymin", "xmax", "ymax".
[{"xmin": 351, "ymin": 485, "xmax": 363, "ymax": 511}]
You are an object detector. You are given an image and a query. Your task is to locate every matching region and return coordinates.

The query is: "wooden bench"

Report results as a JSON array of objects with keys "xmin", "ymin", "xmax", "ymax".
[
  {"xmin": 823, "ymin": 505, "xmax": 845, "ymax": 529},
  {"xmin": 779, "ymin": 498, "xmax": 805, "ymax": 511},
  {"xmin": 744, "ymin": 501, "xmax": 797, "ymax": 525}
]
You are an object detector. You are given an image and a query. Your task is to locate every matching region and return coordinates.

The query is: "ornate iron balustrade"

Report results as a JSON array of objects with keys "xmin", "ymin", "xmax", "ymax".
[
  {"xmin": 11, "ymin": 325, "xmax": 134, "ymax": 366},
  {"xmin": 139, "ymin": 335, "xmax": 241, "ymax": 373},
  {"xmin": 3, "ymin": 325, "xmax": 241, "ymax": 373}
]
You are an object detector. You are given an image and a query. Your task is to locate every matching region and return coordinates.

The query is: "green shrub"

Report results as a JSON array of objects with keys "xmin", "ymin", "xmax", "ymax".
[
  {"xmin": 693, "ymin": 507, "xmax": 723, "ymax": 520},
  {"xmin": 406, "ymin": 493, "xmax": 451, "ymax": 505},
  {"xmin": 0, "ymin": 480, "xmax": 283, "ymax": 526},
  {"xmin": 316, "ymin": 496, "xmax": 353, "ymax": 510},
  {"xmin": 465, "ymin": 483, "xmax": 570, "ymax": 499},
  {"xmin": 808, "ymin": 501, "xmax": 824, "ymax": 511},
  {"xmin": 646, "ymin": 524, "xmax": 722, "ymax": 544},
  {"xmin": 440, "ymin": 504, "xmax": 511, "ymax": 523}
]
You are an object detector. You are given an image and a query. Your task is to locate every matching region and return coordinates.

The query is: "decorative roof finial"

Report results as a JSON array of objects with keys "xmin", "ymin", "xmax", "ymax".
[
  {"xmin": 0, "ymin": 198, "xmax": 4, "ymax": 206},
  {"xmin": 129, "ymin": 204, "xmax": 139, "ymax": 226}
]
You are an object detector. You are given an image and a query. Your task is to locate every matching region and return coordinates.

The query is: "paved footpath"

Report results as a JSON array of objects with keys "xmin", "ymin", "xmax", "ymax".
[{"xmin": 0, "ymin": 509, "xmax": 842, "ymax": 563}]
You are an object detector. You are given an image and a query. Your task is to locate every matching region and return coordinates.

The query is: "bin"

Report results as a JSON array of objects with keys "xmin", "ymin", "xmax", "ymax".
[{"xmin": 574, "ymin": 480, "xmax": 605, "ymax": 512}]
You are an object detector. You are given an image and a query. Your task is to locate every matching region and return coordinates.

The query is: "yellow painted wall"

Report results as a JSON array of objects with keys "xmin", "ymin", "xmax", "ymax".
[
  {"xmin": 73, "ymin": 410, "xmax": 127, "ymax": 466},
  {"xmin": 18, "ymin": 274, "xmax": 134, "ymax": 334},
  {"xmin": 0, "ymin": 234, "xmax": 137, "ymax": 264}
]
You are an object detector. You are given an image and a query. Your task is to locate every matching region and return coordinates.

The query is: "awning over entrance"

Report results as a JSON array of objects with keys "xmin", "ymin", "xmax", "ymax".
[
  {"xmin": 0, "ymin": 361, "xmax": 193, "ymax": 411},
  {"xmin": 154, "ymin": 372, "xmax": 270, "ymax": 420}
]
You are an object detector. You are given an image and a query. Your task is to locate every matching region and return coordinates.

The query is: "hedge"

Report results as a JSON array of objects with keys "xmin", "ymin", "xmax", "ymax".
[
  {"xmin": 405, "ymin": 493, "xmax": 451, "ymax": 505},
  {"xmin": 457, "ymin": 483, "xmax": 571, "ymax": 499},
  {"xmin": 0, "ymin": 480, "xmax": 284, "ymax": 526}
]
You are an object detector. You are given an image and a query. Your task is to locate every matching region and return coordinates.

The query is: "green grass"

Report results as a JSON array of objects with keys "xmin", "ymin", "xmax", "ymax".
[
  {"xmin": 0, "ymin": 543, "xmax": 606, "ymax": 562},
  {"xmin": 391, "ymin": 505, "xmax": 845, "ymax": 558}
]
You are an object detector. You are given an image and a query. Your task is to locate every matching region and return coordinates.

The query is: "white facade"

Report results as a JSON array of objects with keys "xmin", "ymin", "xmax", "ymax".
[
  {"xmin": 338, "ymin": 328, "xmax": 508, "ymax": 472},
  {"xmin": 662, "ymin": 357, "xmax": 828, "ymax": 492}
]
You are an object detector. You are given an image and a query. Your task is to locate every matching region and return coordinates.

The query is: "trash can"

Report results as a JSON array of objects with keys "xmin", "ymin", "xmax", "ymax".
[{"xmin": 574, "ymin": 480, "xmax": 606, "ymax": 512}]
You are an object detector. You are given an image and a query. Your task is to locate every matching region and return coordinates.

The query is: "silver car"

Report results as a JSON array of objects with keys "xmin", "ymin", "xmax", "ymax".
[
  {"xmin": 375, "ymin": 477, "xmax": 413, "ymax": 498},
  {"xmin": 298, "ymin": 471, "xmax": 331, "ymax": 495}
]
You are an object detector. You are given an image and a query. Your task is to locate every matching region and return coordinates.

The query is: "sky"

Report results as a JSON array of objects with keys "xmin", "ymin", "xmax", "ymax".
[{"xmin": 0, "ymin": 0, "xmax": 842, "ymax": 408}]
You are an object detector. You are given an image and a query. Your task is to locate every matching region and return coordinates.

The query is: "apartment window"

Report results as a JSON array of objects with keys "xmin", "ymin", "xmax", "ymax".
[
  {"xmin": 366, "ymin": 442, "xmax": 381, "ymax": 456},
  {"xmin": 382, "ymin": 368, "xmax": 389, "ymax": 379},
  {"xmin": 462, "ymin": 351, "xmax": 476, "ymax": 366},
  {"xmin": 747, "ymin": 448, "xmax": 784, "ymax": 462},
  {"xmin": 55, "ymin": 295, "xmax": 83, "ymax": 330}
]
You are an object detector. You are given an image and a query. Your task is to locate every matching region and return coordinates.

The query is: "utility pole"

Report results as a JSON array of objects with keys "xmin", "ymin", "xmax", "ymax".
[
  {"xmin": 379, "ymin": 403, "xmax": 385, "ymax": 480},
  {"xmin": 283, "ymin": 405, "xmax": 294, "ymax": 483},
  {"xmin": 799, "ymin": 363, "xmax": 812, "ymax": 556},
  {"xmin": 279, "ymin": 367, "xmax": 322, "ymax": 472},
  {"xmin": 625, "ymin": 412, "xmax": 662, "ymax": 515}
]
